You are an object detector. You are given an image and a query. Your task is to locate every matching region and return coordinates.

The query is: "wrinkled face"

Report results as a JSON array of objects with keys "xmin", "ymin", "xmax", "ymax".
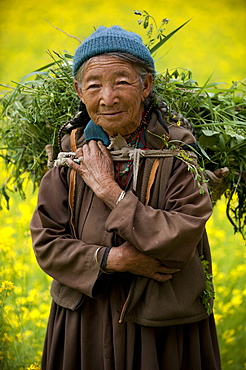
[{"xmin": 74, "ymin": 55, "xmax": 152, "ymax": 137}]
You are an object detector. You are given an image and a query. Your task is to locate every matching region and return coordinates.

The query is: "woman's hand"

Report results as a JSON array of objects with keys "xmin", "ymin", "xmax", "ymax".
[
  {"xmin": 66, "ymin": 140, "xmax": 122, "ymax": 208},
  {"xmin": 106, "ymin": 242, "xmax": 179, "ymax": 282}
]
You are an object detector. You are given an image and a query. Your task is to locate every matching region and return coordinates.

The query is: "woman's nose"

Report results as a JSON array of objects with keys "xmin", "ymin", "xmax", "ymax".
[{"xmin": 100, "ymin": 86, "xmax": 119, "ymax": 106}]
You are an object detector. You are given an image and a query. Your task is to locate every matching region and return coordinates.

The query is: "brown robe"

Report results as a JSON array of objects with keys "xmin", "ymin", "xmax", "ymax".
[{"xmin": 30, "ymin": 113, "xmax": 221, "ymax": 369}]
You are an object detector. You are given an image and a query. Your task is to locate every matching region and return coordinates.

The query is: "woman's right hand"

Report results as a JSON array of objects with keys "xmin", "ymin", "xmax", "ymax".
[
  {"xmin": 106, "ymin": 241, "xmax": 179, "ymax": 282},
  {"xmin": 66, "ymin": 141, "xmax": 123, "ymax": 209}
]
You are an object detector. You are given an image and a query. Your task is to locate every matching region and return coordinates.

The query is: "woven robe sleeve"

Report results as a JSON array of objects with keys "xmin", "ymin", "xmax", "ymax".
[
  {"xmin": 30, "ymin": 166, "xmax": 106, "ymax": 298},
  {"xmin": 105, "ymin": 159, "xmax": 212, "ymax": 269}
]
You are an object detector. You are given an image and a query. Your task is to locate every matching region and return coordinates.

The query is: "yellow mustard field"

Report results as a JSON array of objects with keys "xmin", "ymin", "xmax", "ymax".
[{"xmin": 0, "ymin": 0, "xmax": 245, "ymax": 88}]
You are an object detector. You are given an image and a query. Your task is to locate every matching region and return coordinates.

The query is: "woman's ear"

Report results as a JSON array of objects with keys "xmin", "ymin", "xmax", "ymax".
[
  {"xmin": 142, "ymin": 73, "xmax": 153, "ymax": 100},
  {"xmin": 74, "ymin": 81, "xmax": 84, "ymax": 103}
]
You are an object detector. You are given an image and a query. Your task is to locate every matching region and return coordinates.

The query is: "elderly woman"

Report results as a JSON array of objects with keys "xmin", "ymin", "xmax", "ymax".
[{"xmin": 30, "ymin": 26, "xmax": 221, "ymax": 370}]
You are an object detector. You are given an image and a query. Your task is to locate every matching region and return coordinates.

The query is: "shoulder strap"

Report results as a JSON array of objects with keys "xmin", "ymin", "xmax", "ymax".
[
  {"xmin": 156, "ymin": 157, "xmax": 174, "ymax": 209},
  {"xmin": 67, "ymin": 128, "xmax": 86, "ymax": 237},
  {"xmin": 70, "ymin": 128, "xmax": 78, "ymax": 152},
  {"xmin": 144, "ymin": 140, "xmax": 174, "ymax": 206},
  {"xmin": 68, "ymin": 128, "xmax": 78, "ymax": 237},
  {"xmin": 145, "ymin": 158, "xmax": 160, "ymax": 205},
  {"xmin": 145, "ymin": 156, "xmax": 174, "ymax": 208}
]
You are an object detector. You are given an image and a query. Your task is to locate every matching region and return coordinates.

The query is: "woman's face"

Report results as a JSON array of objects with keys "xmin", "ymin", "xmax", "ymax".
[{"xmin": 74, "ymin": 55, "xmax": 152, "ymax": 137}]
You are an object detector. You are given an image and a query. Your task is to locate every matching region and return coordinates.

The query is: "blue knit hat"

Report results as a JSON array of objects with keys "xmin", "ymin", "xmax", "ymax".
[{"xmin": 73, "ymin": 26, "xmax": 155, "ymax": 76}]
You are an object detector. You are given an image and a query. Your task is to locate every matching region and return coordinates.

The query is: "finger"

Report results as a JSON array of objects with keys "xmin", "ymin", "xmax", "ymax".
[
  {"xmin": 158, "ymin": 266, "xmax": 180, "ymax": 274},
  {"xmin": 66, "ymin": 157, "xmax": 80, "ymax": 170},
  {"xmin": 153, "ymin": 273, "xmax": 173, "ymax": 282},
  {"xmin": 84, "ymin": 141, "xmax": 102, "ymax": 160},
  {"xmin": 97, "ymin": 141, "xmax": 111, "ymax": 157},
  {"xmin": 97, "ymin": 140, "xmax": 106, "ymax": 151},
  {"xmin": 159, "ymin": 274, "xmax": 173, "ymax": 282},
  {"xmin": 82, "ymin": 143, "xmax": 90, "ymax": 156},
  {"xmin": 75, "ymin": 147, "xmax": 83, "ymax": 157},
  {"xmin": 88, "ymin": 140, "xmax": 101, "ymax": 150}
]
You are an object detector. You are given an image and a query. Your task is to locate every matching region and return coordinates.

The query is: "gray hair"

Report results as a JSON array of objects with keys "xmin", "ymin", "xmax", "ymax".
[{"xmin": 75, "ymin": 52, "xmax": 155, "ymax": 109}]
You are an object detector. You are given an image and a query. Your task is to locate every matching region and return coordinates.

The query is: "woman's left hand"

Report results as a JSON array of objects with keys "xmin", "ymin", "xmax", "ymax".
[{"xmin": 66, "ymin": 140, "xmax": 122, "ymax": 208}]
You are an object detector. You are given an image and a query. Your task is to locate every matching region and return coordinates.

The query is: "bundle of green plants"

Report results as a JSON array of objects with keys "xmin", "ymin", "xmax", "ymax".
[
  {"xmin": 0, "ymin": 50, "xmax": 78, "ymax": 201},
  {"xmin": 0, "ymin": 11, "xmax": 245, "ymax": 237}
]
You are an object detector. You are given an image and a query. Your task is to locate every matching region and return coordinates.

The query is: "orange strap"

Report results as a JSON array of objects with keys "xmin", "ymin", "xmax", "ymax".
[
  {"xmin": 145, "ymin": 142, "xmax": 166, "ymax": 205},
  {"xmin": 68, "ymin": 128, "xmax": 78, "ymax": 237},
  {"xmin": 70, "ymin": 128, "xmax": 78, "ymax": 152},
  {"xmin": 145, "ymin": 158, "xmax": 160, "ymax": 205}
]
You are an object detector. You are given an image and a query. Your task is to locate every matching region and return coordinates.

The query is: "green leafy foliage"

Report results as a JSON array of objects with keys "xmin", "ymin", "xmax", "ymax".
[
  {"xmin": 200, "ymin": 255, "xmax": 215, "ymax": 315},
  {"xmin": 0, "ymin": 13, "xmax": 245, "ymax": 237},
  {"xmin": 146, "ymin": 129, "xmax": 208, "ymax": 194},
  {"xmin": 134, "ymin": 10, "xmax": 191, "ymax": 54},
  {"xmin": 0, "ymin": 51, "xmax": 79, "ymax": 203},
  {"xmin": 153, "ymin": 69, "xmax": 246, "ymax": 237}
]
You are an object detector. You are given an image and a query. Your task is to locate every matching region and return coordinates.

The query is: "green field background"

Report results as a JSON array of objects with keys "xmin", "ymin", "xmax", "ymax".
[{"xmin": 0, "ymin": 1, "xmax": 245, "ymax": 369}]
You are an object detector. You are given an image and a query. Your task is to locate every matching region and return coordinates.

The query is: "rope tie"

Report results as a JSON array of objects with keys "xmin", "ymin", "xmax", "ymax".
[
  {"xmin": 54, "ymin": 148, "xmax": 183, "ymax": 167},
  {"xmin": 54, "ymin": 147, "xmax": 196, "ymax": 192}
]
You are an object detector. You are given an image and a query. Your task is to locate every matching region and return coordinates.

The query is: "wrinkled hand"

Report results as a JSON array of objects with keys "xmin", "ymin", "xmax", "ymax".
[
  {"xmin": 106, "ymin": 242, "xmax": 179, "ymax": 282},
  {"xmin": 66, "ymin": 141, "xmax": 122, "ymax": 208},
  {"xmin": 66, "ymin": 140, "xmax": 114, "ymax": 189}
]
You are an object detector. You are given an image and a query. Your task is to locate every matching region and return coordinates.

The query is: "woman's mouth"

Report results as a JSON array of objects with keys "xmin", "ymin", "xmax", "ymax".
[{"xmin": 102, "ymin": 111, "xmax": 123, "ymax": 116}]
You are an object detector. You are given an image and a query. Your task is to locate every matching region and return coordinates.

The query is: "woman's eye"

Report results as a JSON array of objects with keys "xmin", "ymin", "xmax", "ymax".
[
  {"xmin": 87, "ymin": 84, "xmax": 100, "ymax": 90},
  {"xmin": 117, "ymin": 80, "xmax": 129, "ymax": 85}
]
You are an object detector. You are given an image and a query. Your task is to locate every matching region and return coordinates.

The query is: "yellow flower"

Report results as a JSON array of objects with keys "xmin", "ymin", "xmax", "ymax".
[
  {"xmin": 16, "ymin": 333, "xmax": 23, "ymax": 342},
  {"xmin": 215, "ymin": 272, "xmax": 225, "ymax": 283},
  {"xmin": 1, "ymin": 280, "xmax": 14, "ymax": 291},
  {"xmin": 217, "ymin": 285, "xmax": 228, "ymax": 296},
  {"xmin": 214, "ymin": 313, "xmax": 223, "ymax": 324},
  {"xmin": 26, "ymin": 362, "xmax": 41, "ymax": 370},
  {"xmin": 1, "ymin": 332, "xmax": 14, "ymax": 343},
  {"xmin": 232, "ymin": 296, "xmax": 243, "ymax": 307},
  {"xmin": 222, "ymin": 329, "xmax": 236, "ymax": 344}
]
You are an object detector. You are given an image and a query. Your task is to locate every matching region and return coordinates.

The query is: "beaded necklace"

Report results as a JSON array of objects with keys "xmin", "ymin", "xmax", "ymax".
[
  {"xmin": 122, "ymin": 103, "xmax": 153, "ymax": 144},
  {"xmin": 115, "ymin": 130, "xmax": 149, "ymax": 186},
  {"xmin": 115, "ymin": 105, "xmax": 153, "ymax": 187}
]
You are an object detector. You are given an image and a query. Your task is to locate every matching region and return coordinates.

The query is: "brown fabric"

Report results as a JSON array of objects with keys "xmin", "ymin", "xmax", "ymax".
[
  {"xmin": 30, "ymin": 111, "xmax": 221, "ymax": 369},
  {"xmin": 42, "ymin": 291, "xmax": 221, "ymax": 370}
]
